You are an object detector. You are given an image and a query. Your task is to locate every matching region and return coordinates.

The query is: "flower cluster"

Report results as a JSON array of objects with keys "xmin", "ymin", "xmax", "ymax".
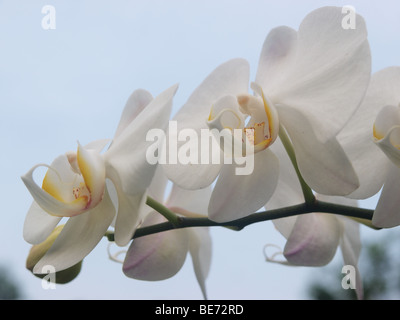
[{"xmin": 22, "ymin": 6, "xmax": 400, "ymax": 299}]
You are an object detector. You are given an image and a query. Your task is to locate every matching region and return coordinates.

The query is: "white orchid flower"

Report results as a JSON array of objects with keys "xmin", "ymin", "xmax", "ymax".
[
  {"xmin": 332, "ymin": 66, "xmax": 400, "ymax": 227},
  {"xmin": 265, "ymin": 140, "xmax": 364, "ymax": 299},
  {"xmin": 114, "ymin": 168, "xmax": 212, "ymax": 299},
  {"xmin": 21, "ymin": 84, "xmax": 178, "ymax": 273},
  {"xmin": 163, "ymin": 6, "xmax": 371, "ymax": 223},
  {"xmin": 365, "ymin": 67, "xmax": 400, "ymax": 228}
]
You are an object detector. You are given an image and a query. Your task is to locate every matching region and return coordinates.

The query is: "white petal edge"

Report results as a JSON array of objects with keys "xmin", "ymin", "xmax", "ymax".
[
  {"xmin": 23, "ymin": 201, "xmax": 62, "ymax": 245},
  {"xmin": 188, "ymin": 227, "xmax": 212, "ymax": 300},
  {"xmin": 33, "ymin": 187, "xmax": 116, "ymax": 273},
  {"xmin": 113, "ymin": 89, "xmax": 153, "ymax": 140},
  {"xmin": 278, "ymin": 105, "xmax": 359, "ymax": 196},
  {"xmin": 208, "ymin": 149, "xmax": 279, "ymax": 223},
  {"xmin": 122, "ymin": 212, "xmax": 189, "ymax": 280},
  {"xmin": 373, "ymin": 163, "xmax": 400, "ymax": 228},
  {"xmin": 283, "ymin": 213, "xmax": 341, "ymax": 266},
  {"xmin": 162, "ymin": 59, "xmax": 250, "ymax": 190}
]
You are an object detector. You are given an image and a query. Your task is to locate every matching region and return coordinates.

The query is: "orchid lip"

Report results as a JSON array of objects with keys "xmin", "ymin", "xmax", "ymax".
[
  {"xmin": 207, "ymin": 91, "xmax": 279, "ymax": 156},
  {"xmin": 22, "ymin": 144, "xmax": 106, "ymax": 218}
]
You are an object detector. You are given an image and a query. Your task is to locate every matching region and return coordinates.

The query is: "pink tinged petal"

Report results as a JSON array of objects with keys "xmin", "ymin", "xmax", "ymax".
[
  {"xmin": 373, "ymin": 164, "xmax": 400, "ymax": 228},
  {"xmin": 113, "ymin": 89, "xmax": 153, "ymax": 140},
  {"xmin": 123, "ymin": 212, "xmax": 189, "ymax": 281},
  {"xmin": 283, "ymin": 213, "xmax": 341, "ymax": 266},
  {"xmin": 23, "ymin": 201, "xmax": 61, "ymax": 245},
  {"xmin": 208, "ymin": 149, "xmax": 279, "ymax": 223},
  {"xmin": 278, "ymin": 106, "xmax": 359, "ymax": 196},
  {"xmin": 33, "ymin": 187, "xmax": 116, "ymax": 273},
  {"xmin": 162, "ymin": 59, "xmax": 250, "ymax": 190},
  {"xmin": 270, "ymin": 7, "xmax": 371, "ymax": 142},
  {"xmin": 188, "ymin": 227, "xmax": 212, "ymax": 300}
]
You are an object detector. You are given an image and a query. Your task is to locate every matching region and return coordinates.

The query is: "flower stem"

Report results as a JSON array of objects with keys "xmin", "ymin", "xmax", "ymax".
[
  {"xmin": 146, "ymin": 196, "xmax": 181, "ymax": 227},
  {"xmin": 104, "ymin": 200, "xmax": 376, "ymax": 241},
  {"xmin": 278, "ymin": 124, "xmax": 315, "ymax": 204}
]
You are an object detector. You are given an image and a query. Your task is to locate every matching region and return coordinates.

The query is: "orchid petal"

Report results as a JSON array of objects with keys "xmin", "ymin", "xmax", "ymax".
[
  {"xmin": 266, "ymin": 139, "xmax": 304, "ymax": 210},
  {"xmin": 337, "ymin": 71, "xmax": 400, "ymax": 199},
  {"xmin": 113, "ymin": 89, "xmax": 153, "ymax": 140},
  {"xmin": 23, "ymin": 201, "xmax": 61, "ymax": 245},
  {"xmin": 105, "ymin": 84, "xmax": 177, "ymax": 195},
  {"xmin": 260, "ymin": 7, "xmax": 371, "ymax": 142},
  {"xmin": 123, "ymin": 211, "xmax": 189, "ymax": 281},
  {"xmin": 283, "ymin": 213, "xmax": 341, "ymax": 266},
  {"xmin": 104, "ymin": 85, "xmax": 177, "ymax": 245},
  {"xmin": 162, "ymin": 59, "xmax": 250, "ymax": 190},
  {"xmin": 255, "ymin": 26, "xmax": 297, "ymax": 92},
  {"xmin": 33, "ymin": 187, "xmax": 116, "ymax": 272},
  {"xmin": 374, "ymin": 105, "xmax": 400, "ymax": 141},
  {"xmin": 208, "ymin": 149, "xmax": 279, "ymax": 222},
  {"xmin": 373, "ymin": 163, "xmax": 400, "ymax": 228},
  {"xmin": 268, "ymin": 139, "xmax": 304, "ymax": 239},
  {"xmin": 374, "ymin": 126, "xmax": 400, "ymax": 168},
  {"xmin": 207, "ymin": 95, "xmax": 244, "ymax": 131},
  {"xmin": 147, "ymin": 165, "xmax": 169, "ymax": 203},
  {"xmin": 166, "ymin": 183, "xmax": 212, "ymax": 215},
  {"xmin": 84, "ymin": 139, "xmax": 111, "ymax": 153},
  {"xmin": 21, "ymin": 142, "xmax": 107, "ymax": 218},
  {"xmin": 188, "ymin": 227, "xmax": 212, "ymax": 300},
  {"xmin": 22, "ymin": 165, "xmax": 88, "ymax": 218},
  {"xmin": 76, "ymin": 142, "xmax": 106, "ymax": 209},
  {"xmin": 107, "ymin": 166, "xmax": 148, "ymax": 246},
  {"xmin": 336, "ymin": 216, "xmax": 363, "ymax": 299},
  {"xmin": 373, "ymin": 104, "xmax": 400, "ymax": 167},
  {"xmin": 278, "ymin": 105, "xmax": 359, "ymax": 196}
]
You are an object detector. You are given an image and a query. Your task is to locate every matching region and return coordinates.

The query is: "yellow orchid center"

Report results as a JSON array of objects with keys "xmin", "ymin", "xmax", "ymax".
[
  {"xmin": 21, "ymin": 143, "xmax": 107, "ymax": 218},
  {"xmin": 238, "ymin": 93, "xmax": 278, "ymax": 153},
  {"xmin": 207, "ymin": 92, "xmax": 279, "ymax": 156}
]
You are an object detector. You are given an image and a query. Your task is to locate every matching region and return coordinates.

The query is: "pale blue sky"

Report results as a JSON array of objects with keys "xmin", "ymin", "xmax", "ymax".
[{"xmin": 1, "ymin": 0, "xmax": 400, "ymax": 299}]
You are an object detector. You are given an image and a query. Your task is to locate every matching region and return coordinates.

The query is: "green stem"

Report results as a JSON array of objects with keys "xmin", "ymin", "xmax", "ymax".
[
  {"xmin": 278, "ymin": 124, "xmax": 315, "ymax": 204},
  {"xmin": 146, "ymin": 196, "xmax": 181, "ymax": 227},
  {"xmin": 105, "ymin": 200, "xmax": 376, "ymax": 241}
]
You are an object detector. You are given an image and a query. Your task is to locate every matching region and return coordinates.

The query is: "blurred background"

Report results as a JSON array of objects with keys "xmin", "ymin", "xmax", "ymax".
[{"xmin": 1, "ymin": 0, "xmax": 400, "ymax": 300}]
